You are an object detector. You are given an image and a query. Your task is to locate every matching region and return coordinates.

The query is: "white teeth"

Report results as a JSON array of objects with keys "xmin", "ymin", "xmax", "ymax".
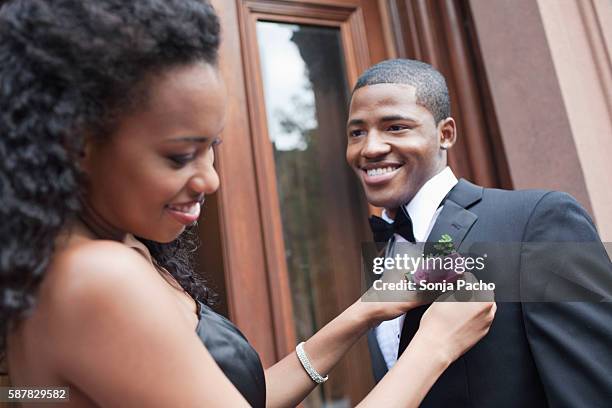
[
  {"xmin": 366, "ymin": 167, "xmax": 398, "ymax": 177},
  {"xmin": 187, "ymin": 203, "xmax": 199, "ymax": 215},
  {"xmin": 169, "ymin": 202, "xmax": 200, "ymax": 214}
]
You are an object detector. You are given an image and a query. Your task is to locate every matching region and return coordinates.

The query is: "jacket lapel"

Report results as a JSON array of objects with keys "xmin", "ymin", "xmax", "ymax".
[{"xmin": 425, "ymin": 179, "xmax": 483, "ymax": 254}]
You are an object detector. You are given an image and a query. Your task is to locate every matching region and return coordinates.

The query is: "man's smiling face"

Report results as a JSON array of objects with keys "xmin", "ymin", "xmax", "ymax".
[{"xmin": 346, "ymin": 83, "xmax": 453, "ymax": 212}]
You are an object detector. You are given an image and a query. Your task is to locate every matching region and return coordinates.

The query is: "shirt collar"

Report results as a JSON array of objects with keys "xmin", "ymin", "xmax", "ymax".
[{"xmin": 382, "ymin": 167, "xmax": 458, "ymax": 239}]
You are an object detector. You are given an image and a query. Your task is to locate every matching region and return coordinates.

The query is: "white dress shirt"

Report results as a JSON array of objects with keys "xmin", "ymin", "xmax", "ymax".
[{"xmin": 375, "ymin": 166, "xmax": 458, "ymax": 369}]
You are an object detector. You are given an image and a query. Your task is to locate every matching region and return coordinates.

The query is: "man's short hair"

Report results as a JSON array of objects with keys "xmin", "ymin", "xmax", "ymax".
[{"xmin": 353, "ymin": 59, "xmax": 450, "ymax": 124}]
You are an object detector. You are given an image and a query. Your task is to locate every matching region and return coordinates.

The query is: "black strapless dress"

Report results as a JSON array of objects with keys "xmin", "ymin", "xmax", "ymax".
[{"xmin": 195, "ymin": 300, "xmax": 267, "ymax": 407}]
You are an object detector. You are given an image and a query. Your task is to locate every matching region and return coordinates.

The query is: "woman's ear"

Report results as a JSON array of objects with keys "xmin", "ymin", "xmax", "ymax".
[
  {"xmin": 78, "ymin": 133, "xmax": 95, "ymax": 175},
  {"xmin": 438, "ymin": 117, "xmax": 457, "ymax": 150}
]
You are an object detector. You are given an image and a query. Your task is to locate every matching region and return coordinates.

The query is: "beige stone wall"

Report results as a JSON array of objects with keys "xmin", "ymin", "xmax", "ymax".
[
  {"xmin": 537, "ymin": 0, "xmax": 612, "ymax": 241},
  {"xmin": 470, "ymin": 0, "xmax": 611, "ymax": 240}
]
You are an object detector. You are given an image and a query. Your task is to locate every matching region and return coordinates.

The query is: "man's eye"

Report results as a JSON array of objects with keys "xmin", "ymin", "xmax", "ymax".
[
  {"xmin": 168, "ymin": 154, "xmax": 195, "ymax": 167},
  {"xmin": 387, "ymin": 125, "xmax": 408, "ymax": 132},
  {"xmin": 349, "ymin": 129, "xmax": 366, "ymax": 138}
]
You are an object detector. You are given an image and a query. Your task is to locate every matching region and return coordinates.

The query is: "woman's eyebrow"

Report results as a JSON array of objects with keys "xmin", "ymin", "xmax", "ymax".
[{"xmin": 165, "ymin": 136, "xmax": 210, "ymax": 143}]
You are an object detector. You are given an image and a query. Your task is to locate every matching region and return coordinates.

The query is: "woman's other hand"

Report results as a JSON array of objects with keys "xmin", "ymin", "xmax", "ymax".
[{"xmin": 416, "ymin": 299, "xmax": 496, "ymax": 365}]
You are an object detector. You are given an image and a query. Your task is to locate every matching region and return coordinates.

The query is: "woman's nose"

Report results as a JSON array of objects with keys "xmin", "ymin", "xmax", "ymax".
[{"xmin": 188, "ymin": 166, "xmax": 219, "ymax": 195}]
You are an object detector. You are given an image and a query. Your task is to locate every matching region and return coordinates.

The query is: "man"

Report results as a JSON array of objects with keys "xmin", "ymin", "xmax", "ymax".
[{"xmin": 346, "ymin": 59, "xmax": 611, "ymax": 407}]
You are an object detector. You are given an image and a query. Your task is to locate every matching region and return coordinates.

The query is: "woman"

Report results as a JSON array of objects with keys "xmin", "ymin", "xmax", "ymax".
[{"xmin": 0, "ymin": 1, "xmax": 495, "ymax": 406}]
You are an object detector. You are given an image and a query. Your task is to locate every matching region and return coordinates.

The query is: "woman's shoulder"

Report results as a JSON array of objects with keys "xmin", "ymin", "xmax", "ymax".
[
  {"xmin": 45, "ymin": 239, "xmax": 158, "ymax": 301},
  {"xmin": 10, "ymin": 240, "xmax": 181, "ymax": 383},
  {"xmin": 38, "ymin": 239, "xmax": 178, "ymax": 340},
  {"xmin": 52, "ymin": 238, "xmax": 150, "ymax": 274}
]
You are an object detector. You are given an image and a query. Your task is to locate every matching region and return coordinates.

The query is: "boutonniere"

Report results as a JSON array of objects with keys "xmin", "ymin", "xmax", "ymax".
[
  {"xmin": 407, "ymin": 234, "xmax": 465, "ymax": 285},
  {"xmin": 432, "ymin": 234, "xmax": 455, "ymax": 257}
]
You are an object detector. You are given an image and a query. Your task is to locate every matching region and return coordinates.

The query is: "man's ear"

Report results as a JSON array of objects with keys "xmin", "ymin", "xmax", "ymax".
[{"xmin": 438, "ymin": 117, "xmax": 457, "ymax": 150}]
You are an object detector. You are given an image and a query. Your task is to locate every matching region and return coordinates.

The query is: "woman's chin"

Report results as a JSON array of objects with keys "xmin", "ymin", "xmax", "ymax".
[
  {"xmin": 137, "ymin": 227, "xmax": 185, "ymax": 244},
  {"xmin": 163, "ymin": 228, "xmax": 186, "ymax": 243}
]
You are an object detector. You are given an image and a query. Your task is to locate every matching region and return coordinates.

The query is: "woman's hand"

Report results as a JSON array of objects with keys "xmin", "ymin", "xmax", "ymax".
[
  {"xmin": 355, "ymin": 298, "xmax": 424, "ymax": 328},
  {"xmin": 415, "ymin": 298, "xmax": 496, "ymax": 365},
  {"xmin": 357, "ymin": 263, "xmax": 425, "ymax": 327}
]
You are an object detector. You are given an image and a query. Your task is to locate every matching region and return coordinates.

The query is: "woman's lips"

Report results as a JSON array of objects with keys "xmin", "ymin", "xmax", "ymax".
[
  {"xmin": 165, "ymin": 202, "xmax": 201, "ymax": 225},
  {"xmin": 361, "ymin": 165, "xmax": 402, "ymax": 186}
]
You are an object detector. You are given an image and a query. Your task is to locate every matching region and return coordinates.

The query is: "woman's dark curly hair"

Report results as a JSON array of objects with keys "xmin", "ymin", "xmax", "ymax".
[{"xmin": 0, "ymin": 0, "xmax": 220, "ymax": 356}]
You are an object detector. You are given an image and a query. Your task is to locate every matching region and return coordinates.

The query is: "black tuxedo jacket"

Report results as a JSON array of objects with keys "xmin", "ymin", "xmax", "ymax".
[{"xmin": 367, "ymin": 179, "xmax": 612, "ymax": 407}]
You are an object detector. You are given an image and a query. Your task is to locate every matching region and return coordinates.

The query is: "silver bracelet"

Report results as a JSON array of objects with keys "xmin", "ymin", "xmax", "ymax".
[{"xmin": 295, "ymin": 342, "xmax": 329, "ymax": 384}]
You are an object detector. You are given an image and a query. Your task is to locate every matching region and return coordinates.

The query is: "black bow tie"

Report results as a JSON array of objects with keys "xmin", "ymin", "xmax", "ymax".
[{"xmin": 369, "ymin": 206, "xmax": 415, "ymax": 244}]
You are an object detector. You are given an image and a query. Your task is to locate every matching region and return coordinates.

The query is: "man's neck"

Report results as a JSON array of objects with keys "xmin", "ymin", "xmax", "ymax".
[{"xmin": 386, "ymin": 207, "xmax": 398, "ymax": 220}]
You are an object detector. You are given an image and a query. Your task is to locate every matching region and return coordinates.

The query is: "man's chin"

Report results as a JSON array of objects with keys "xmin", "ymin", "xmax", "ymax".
[{"xmin": 364, "ymin": 193, "xmax": 406, "ymax": 212}]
